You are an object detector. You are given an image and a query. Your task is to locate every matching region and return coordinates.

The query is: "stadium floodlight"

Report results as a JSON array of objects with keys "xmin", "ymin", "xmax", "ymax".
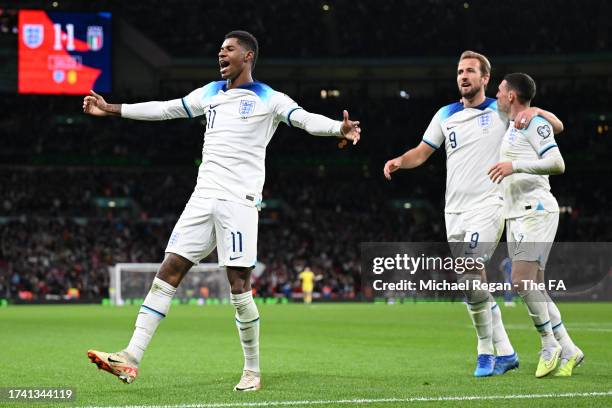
[{"xmin": 109, "ymin": 263, "xmax": 228, "ymax": 305}]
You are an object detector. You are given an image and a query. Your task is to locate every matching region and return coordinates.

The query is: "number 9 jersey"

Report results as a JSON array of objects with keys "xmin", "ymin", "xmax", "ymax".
[{"xmin": 421, "ymin": 97, "xmax": 508, "ymax": 213}]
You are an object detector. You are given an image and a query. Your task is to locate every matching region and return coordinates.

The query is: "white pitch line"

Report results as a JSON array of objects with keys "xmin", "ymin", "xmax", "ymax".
[{"xmin": 80, "ymin": 390, "xmax": 612, "ymax": 408}]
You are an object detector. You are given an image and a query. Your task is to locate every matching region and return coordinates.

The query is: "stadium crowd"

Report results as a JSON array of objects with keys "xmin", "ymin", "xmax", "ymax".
[
  {"xmin": 1, "ymin": 38, "xmax": 610, "ymax": 302},
  {"xmin": 1, "ymin": 159, "xmax": 609, "ymax": 302},
  {"xmin": 0, "ymin": 165, "xmax": 442, "ymax": 301}
]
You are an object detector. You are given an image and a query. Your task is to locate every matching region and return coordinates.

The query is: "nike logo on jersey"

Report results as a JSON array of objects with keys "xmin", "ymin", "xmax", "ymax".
[
  {"xmin": 229, "ymin": 255, "xmax": 243, "ymax": 261},
  {"xmin": 447, "ymin": 125, "xmax": 457, "ymax": 130},
  {"xmin": 209, "ymin": 104, "xmax": 220, "ymax": 110}
]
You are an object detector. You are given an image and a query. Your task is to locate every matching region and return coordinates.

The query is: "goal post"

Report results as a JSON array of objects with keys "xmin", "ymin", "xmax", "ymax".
[{"xmin": 108, "ymin": 263, "xmax": 229, "ymax": 305}]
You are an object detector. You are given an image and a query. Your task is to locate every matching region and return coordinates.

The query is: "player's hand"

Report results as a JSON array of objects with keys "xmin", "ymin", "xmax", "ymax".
[
  {"xmin": 488, "ymin": 161, "xmax": 514, "ymax": 183},
  {"xmin": 514, "ymin": 107, "xmax": 540, "ymax": 130},
  {"xmin": 383, "ymin": 157, "xmax": 403, "ymax": 180},
  {"xmin": 83, "ymin": 90, "xmax": 111, "ymax": 116},
  {"xmin": 340, "ymin": 110, "xmax": 361, "ymax": 145}
]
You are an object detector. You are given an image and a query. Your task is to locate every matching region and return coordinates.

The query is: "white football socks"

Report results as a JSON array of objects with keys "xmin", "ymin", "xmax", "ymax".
[
  {"xmin": 466, "ymin": 297, "xmax": 494, "ymax": 355},
  {"xmin": 490, "ymin": 300, "xmax": 515, "ymax": 356},
  {"xmin": 545, "ymin": 292, "xmax": 577, "ymax": 356},
  {"xmin": 518, "ymin": 290, "xmax": 558, "ymax": 349},
  {"xmin": 126, "ymin": 277, "xmax": 176, "ymax": 363},
  {"xmin": 231, "ymin": 291, "xmax": 260, "ymax": 373}
]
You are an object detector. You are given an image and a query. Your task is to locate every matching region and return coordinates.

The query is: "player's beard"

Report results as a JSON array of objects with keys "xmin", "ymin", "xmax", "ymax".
[{"xmin": 459, "ymin": 83, "xmax": 482, "ymax": 100}]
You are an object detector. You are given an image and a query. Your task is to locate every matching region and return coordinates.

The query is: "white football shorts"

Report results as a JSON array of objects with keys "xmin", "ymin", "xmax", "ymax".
[
  {"xmin": 445, "ymin": 204, "xmax": 504, "ymax": 264},
  {"xmin": 506, "ymin": 210, "xmax": 559, "ymax": 270},
  {"xmin": 165, "ymin": 196, "xmax": 258, "ymax": 268}
]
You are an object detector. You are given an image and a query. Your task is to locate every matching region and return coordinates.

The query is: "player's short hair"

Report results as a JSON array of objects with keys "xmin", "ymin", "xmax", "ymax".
[
  {"xmin": 224, "ymin": 30, "xmax": 259, "ymax": 70},
  {"xmin": 503, "ymin": 72, "xmax": 537, "ymax": 104},
  {"xmin": 459, "ymin": 50, "xmax": 491, "ymax": 77}
]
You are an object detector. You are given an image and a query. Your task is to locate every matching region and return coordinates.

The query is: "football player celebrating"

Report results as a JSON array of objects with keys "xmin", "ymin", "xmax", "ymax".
[
  {"xmin": 383, "ymin": 51, "xmax": 563, "ymax": 377},
  {"xmin": 489, "ymin": 72, "xmax": 583, "ymax": 377},
  {"xmin": 84, "ymin": 30, "xmax": 361, "ymax": 391}
]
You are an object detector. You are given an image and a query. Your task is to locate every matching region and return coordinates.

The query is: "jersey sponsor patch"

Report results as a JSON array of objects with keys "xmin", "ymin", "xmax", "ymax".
[
  {"xmin": 239, "ymin": 100, "xmax": 256, "ymax": 117},
  {"xmin": 537, "ymin": 124, "xmax": 551, "ymax": 138}
]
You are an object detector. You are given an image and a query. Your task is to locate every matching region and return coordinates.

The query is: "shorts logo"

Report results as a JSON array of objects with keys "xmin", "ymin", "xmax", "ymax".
[
  {"xmin": 23, "ymin": 24, "xmax": 44, "ymax": 49},
  {"xmin": 239, "ymin": 100, "xmax": 256, "ymax": 118},
  {"xmin": 537, "ymin": 124, "xmax": 551, "ymax": 139},
  {"xmin": 478, "ymin": 113, "xmax": 491, "ymax": 128}
]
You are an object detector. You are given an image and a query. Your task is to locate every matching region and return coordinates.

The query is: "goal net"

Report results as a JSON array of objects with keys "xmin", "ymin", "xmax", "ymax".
[{"xmin": 108, "ymin": 263, "xmax": 229, "ymax": 305}]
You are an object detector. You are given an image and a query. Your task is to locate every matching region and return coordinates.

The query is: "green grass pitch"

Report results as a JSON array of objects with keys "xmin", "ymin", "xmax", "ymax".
[{"xmin": 1, "ymin": 302, "xmax": 611, "ymax": 407}]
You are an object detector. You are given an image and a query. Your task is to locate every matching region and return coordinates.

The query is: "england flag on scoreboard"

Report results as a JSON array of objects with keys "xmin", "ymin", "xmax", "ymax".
[
  {"xmin": 23, "ymin": 24, "xmax": 44, "ymax": 49},
  {"xmin": 87, "ymin": 26, "xmax": 103, "ymax": 51}
]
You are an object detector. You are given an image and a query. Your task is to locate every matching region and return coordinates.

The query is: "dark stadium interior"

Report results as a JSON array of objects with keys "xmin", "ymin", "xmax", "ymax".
[
  {"xmin": 1, "ymin": 0, "xmax": 611, "ymax": 302},
  {"xmin": 3, "ymin": 0, "xmax": 609, "ymax": 58}
]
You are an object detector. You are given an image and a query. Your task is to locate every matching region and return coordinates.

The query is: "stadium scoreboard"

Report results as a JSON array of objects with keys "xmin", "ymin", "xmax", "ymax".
[{"xmin": 18, "ymin": 10, "xmax": 111, "ymax": 94}]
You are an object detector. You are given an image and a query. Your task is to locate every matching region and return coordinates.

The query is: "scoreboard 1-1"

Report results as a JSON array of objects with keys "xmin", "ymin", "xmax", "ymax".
[{"xmin": 18, "ymin": 10, "xmax": 111, "ymax": 94}]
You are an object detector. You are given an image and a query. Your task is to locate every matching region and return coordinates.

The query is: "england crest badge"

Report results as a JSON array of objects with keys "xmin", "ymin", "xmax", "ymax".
[
  {"xmin": 23, "ymin": 24, "xmax": 44, "ymax": 49},
  {"xmin": 239, "ymin": 100, "xmax": 256, "ymax": 118},
  {"xmin": 478, "ymin": 113, "xmax": 491, "ymax": 128},
  {"xmin": 508, "ymin": 127, "xmax": 519, "ymax": 144}
]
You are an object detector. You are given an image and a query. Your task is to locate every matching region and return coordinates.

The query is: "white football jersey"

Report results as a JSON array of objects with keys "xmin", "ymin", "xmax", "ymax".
[
  {"xmin": 422, "ymin": 98, "xmax": 508, "ymax": 213},
  {"xmin": 180, "ymin": 81, "xmax": 300, "ymax": 207},
  {"xmin": 499, "ymin": 116, "xmax": 560, "ymax": 218}
]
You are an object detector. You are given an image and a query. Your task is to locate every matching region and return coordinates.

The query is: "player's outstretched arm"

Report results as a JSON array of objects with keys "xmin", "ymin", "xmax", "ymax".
[
  {"xmin": 514, "ymin": 108, "xmax": 564, "ymax": 134},
  {"xmin": 288, "ymin": 109, "xmax": 361, "ymax": 145},
  {"xmin": 383, "ymin": 142, "xmax": 435, "ymax": 180},
  {"xmin": 83, "ymin": 90, "xmax": 121, "ymax": 117},
  {"xmin": 339, "ymin": 110, "xmax": 361, "ymax": 145},
  {"xmin": 83, "ymin": 90, "xmax": 194, "ymax": 121}
]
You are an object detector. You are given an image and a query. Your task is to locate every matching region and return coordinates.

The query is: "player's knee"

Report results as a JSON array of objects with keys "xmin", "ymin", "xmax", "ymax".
[
  {"xmin": 511, "ymin": 275, "xmax": 523, "ymax": 290},
  {"xmin": 511, "ymin": 273, "xmax": 537, "ymax": 293},
  {"xmin": 227, "ymin": 266, "xmax": 252, "ymax": 294},
  {"xmin": 457, "ymin": 273, "xmax": 489, "ymax": 304},
  {"xmin": 157, "ymin": 253, "xmax": 193, "ymax": 286},
  {"xmin": 230, "ymin": 282, "xmax": 247, "ymax": 294}
]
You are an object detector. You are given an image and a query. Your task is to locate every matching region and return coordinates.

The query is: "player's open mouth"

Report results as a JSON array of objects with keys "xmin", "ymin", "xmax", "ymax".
[{"xmin": 219, "ymin": 60, "xmax": 230, "ymax": 74}]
